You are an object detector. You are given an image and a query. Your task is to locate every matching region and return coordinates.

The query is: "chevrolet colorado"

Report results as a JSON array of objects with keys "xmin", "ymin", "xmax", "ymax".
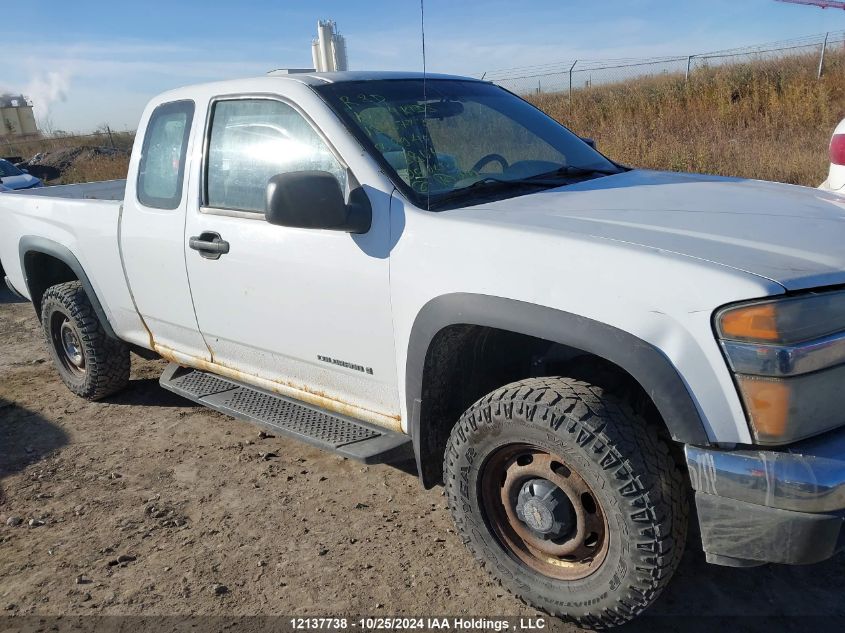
[{"xmin": 3, "ymin": 71, "xmax": 845, "ymax": 628}]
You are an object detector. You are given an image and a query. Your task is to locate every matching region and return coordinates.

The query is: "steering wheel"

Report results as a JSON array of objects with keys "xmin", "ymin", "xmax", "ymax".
[{"xmin": 472, "ymin": 153, "xmax": 509, "ymax": 173}]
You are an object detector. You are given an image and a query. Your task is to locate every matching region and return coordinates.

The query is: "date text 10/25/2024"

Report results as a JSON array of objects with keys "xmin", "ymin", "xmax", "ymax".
[{"xmin": 290, "ymin": 617, "xmax": 548, "ymax": 631}]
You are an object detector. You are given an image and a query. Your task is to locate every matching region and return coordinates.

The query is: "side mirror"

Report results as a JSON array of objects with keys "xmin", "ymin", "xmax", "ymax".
[
  {"xmin": 265, "ymin": 171, "xmax": 371, "ymax": 234},
  {"xmin": 20, "ymin": 168, "xmax": 29, "ymax": 174},
  {"xmin": 581, "ymin": 137, "xmax": 596, "ymax": 150}
]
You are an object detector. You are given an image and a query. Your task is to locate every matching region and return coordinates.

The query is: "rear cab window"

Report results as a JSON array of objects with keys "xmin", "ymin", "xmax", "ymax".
[{"xmin": 137, "ymin": 100, "xmax": 195, "ymax": 209}]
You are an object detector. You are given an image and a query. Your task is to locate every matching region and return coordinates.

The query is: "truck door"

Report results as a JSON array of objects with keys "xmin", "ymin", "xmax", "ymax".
[
  {"xmin": 121, "ymin": 99, "xmax": 211, "ymax": 360},
  {"xmin": 182, "ymin": 95, "xmax": 400, "ymax": 425}
]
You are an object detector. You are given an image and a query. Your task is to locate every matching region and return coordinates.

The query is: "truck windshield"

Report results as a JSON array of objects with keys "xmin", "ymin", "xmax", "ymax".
[{"xmin": 316, "ymin": 79, "xmax": 622, "ymax": 210}]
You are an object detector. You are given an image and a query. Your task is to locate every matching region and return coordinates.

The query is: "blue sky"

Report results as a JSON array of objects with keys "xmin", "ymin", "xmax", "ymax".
[{"xmin": 4, "ymin": 0, "xmax": 843, "ymax": 132}]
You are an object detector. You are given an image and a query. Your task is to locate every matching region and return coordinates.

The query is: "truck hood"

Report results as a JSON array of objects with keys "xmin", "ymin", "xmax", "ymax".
[{"xmin": 471, "ymin": 170, "xmax": 845, "ymax": 291}]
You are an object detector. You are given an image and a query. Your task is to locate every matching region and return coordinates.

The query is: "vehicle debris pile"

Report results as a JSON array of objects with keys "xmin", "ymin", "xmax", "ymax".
[{"xmin": 16, "ymin": 146, "xmax": 129, "ymax": 182}]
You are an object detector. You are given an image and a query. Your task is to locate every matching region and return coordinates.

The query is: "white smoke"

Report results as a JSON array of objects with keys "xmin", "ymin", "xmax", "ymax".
[{"xmin": 24, "ymin": 71, "xmax": 71, "ymax": 119}]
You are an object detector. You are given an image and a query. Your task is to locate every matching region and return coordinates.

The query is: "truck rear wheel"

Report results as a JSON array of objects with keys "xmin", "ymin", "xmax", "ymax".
[
  {"xmin": 444, "ymin": 377, "xmax": 687, "ymax": 629},
  {"xmin": 40, "ymin": 281, "xmax": 130, "ymax": 400}
]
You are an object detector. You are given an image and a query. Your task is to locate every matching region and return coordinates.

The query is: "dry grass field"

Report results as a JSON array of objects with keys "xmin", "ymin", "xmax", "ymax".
[
  {"xmin": 2, "ymin": 129, "xmax": 134, "ymax": 160},
  {"xmin": 59, "ymin": 153, "xmax": 131, "ymax": 184},
  {"xmin": 532, "ymin": 49, "xmax": 844, "ymax": 187},
  {"xmin": 2, "ymin": 130, "xmax": 133, "ymax": 185}
]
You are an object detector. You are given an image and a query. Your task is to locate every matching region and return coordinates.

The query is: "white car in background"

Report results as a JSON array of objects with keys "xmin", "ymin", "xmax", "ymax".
[{"xmin": 821, "ymin": 118, "xmax": 845, "ymax": 194}]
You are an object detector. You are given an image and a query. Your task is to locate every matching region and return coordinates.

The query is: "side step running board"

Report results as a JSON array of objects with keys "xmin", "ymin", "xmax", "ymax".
[{"xmin": 159, "ymin": 364, "xmax": 412, "ymax": 465}]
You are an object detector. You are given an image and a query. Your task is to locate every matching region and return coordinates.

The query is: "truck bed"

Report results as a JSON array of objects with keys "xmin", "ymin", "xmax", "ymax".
[
  {"xmin": 12, "ymin": 179, "xmax": 126, "ymax": 201},
  {"xmin": 0, "ymin": 179, "xmax": 148, "ymax": 349}
]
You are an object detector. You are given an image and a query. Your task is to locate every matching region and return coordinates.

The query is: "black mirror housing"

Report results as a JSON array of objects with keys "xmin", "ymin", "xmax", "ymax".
[
  {"xmin": 265, "ymin": 171, "xmax": 371, "ymax": 234},
  {"xmin": 581, "ymin": 137, "xmax": 597, "ymax": 150}
]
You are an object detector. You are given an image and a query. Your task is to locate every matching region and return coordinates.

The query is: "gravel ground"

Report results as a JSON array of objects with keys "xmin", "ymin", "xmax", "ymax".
[{"xmin": 2, "ymin": 285, "xmax": 845, "ymax": 632}]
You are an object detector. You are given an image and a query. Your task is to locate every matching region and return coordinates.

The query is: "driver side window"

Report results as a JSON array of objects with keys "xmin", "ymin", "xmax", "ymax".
[{"xmin": 205, "ymin": 98, "xmax": 347, "ymax": 213}]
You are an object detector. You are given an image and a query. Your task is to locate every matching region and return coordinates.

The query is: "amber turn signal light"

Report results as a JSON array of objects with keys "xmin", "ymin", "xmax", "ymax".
[
  {"xmin": 735, "ymin": 375, "xmax": 791, "ymax": 442},
  {"xmin": 719, "ymin": 303, "xmax": 779, "ymax": 342}
]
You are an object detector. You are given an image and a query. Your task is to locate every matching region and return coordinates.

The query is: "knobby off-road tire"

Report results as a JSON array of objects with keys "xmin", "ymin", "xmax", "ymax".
[
  {"xmin": 40, "ymin": 281, "xmax": 130, "ymax": 400},
  {"xmin": 444, "ymin": 377, "xmax": 688, "ymax": 629}
]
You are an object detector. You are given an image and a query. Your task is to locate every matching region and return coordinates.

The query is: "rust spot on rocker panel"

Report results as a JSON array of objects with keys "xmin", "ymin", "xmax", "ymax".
[{"xmin": 154, "ymin": 344, "xmax": 403, "ymax": 432}]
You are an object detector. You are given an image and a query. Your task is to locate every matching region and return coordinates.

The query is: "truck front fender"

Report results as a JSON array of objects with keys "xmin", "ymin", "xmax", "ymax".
[{"xmin": 406, "ymin": 293, "xmax": 711, "ymax": 487}]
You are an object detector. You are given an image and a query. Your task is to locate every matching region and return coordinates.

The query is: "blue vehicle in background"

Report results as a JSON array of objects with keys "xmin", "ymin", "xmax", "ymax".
[
  {"xmin": 0, "ymin": 158, "xmax": 42, "ymax": 277},
  {"xmin": 0, "ymin": 158, "xmax": 42, "ymax": 191}
]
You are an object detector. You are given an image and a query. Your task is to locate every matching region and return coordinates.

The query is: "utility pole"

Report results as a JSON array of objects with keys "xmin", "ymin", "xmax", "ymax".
[
  {"xmin": 818, "ymin": 32, "xmax": 829, "ymax": 78},
  {"xmin": 774, "ymin": 2, "xmax": 842, "ymax": 78}
]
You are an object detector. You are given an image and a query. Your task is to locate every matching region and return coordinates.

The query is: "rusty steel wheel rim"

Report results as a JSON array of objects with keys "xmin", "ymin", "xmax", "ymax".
[
  {"xmin": 480, "ymin": 444, "xmax": 609, "ymax": 580},
  {"xmin": 50, "ymin": 312, "xmax": 86, "ymax": 378}
]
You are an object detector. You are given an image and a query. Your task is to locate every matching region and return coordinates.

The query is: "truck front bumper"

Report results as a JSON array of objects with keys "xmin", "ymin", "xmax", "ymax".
[{"xmin": 685, "ymin": 427, "xmax": 845, "ymax": 567}]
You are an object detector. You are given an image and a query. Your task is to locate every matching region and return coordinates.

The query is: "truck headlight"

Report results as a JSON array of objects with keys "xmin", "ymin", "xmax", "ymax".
[{"xmin": 716, "ymin": 290, "xmax": 845, "ymax": 445}]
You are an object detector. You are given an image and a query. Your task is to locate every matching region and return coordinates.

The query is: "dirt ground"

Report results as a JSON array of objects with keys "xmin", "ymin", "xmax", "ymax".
[{"xmin": 2, "ymin": 285, "xmax": 845, "ymax": 632}]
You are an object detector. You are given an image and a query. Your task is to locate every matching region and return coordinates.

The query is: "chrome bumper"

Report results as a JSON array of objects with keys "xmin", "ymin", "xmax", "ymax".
[{"xmin": 685, "ymin": 426, "xmax": 845, "ymax": 514}]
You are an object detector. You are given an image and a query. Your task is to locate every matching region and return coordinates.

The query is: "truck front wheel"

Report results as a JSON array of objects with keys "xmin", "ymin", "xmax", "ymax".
[
  {"xmin": 40, "ymin": 281, "xmax": 130, "ymax": 400},
  {"xmin": 444, "ymin": 377, "xmax": 687, "ymax": 628}
]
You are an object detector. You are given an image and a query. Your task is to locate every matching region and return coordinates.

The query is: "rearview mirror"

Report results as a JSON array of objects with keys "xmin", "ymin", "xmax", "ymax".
[
  {"xmin": 581, "ymin": 137, "xmax": 596, "ymax": 150},
  {"xmin": 265, "ymin": 171, "xmax": 371, "ymax": 234},
  {"xmin": 427, "ymin": 99, "xmax": 464, "ymax": 120}
]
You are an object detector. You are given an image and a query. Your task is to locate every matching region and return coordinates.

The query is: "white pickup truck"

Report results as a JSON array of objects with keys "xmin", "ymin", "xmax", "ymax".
[{"xmin": 3, "ymin": 71, "xmax": 845, "ymax": 627}]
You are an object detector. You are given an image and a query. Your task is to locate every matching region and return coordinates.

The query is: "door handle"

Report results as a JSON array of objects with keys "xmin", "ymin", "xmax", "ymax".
[{"xmin": 189, "ymin": 231, "xmax": 230, "ymax": 260}]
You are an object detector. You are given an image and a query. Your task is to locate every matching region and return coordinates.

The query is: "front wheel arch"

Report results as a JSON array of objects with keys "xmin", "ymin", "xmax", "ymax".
[{"xmin": 406, "ymin": 294, "xmax": 711, "ymax": 488}]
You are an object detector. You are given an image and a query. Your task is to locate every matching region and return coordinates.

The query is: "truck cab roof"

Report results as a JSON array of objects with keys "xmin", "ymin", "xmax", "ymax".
[
  {"xmin": 146, "ymin": 71, "xmax": 483, "ymax": 108},
  {"xmin": 263, "ymin": 70, "xmax": 481, "ymax": 85}
]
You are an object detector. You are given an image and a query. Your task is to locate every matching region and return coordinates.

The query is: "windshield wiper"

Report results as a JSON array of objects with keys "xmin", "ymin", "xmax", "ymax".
[
  {"xmin": 429, "ymin": 166, "xmax": 625, "ymax": 209},
  {"xmin": 527, "ymin": 165, "xmax": 623, "ymax": 180},
  {"xmin": 462, "ymin": 176, "xmax": 556, "ymax": 189},
  {"xmin": 453, "ymin": 166, "xmax": 623, "ymax": 194},
  {"xmin": 431, "ymin": 177, "xmax": 555, "ymax": 206}
]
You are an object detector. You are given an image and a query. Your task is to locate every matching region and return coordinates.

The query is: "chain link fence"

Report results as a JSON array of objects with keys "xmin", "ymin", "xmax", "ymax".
[{"xmin": 482, "ymin": 30, "xmax": 845, "ymax": 97}]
